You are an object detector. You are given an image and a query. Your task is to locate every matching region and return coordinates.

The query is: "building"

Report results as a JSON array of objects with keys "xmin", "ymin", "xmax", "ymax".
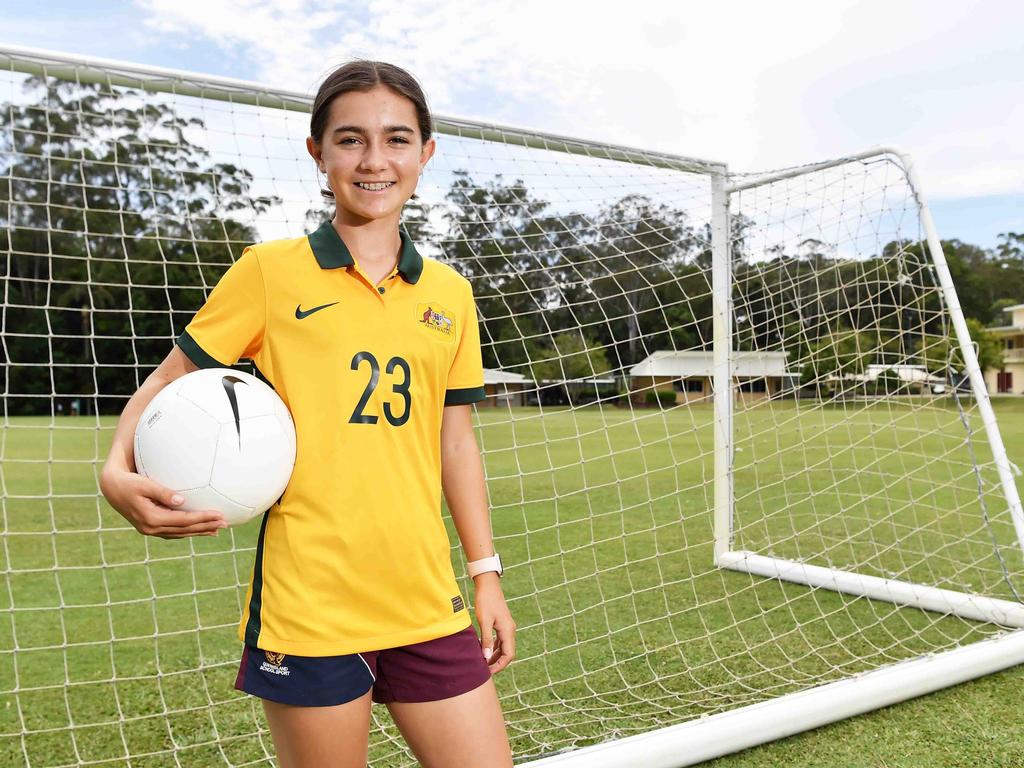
[
  {"xmin": 832, "ymin": 364, "xmax": 946, "ymax": 395},
  {"xmin": 628, "ymin": 350, "xmax": 793, "ymax": 406},
  {"xmin": 985, "ymin": 304, "xmax": 1024, "ymax": 395},
  {"xmin": 481, "ymin": 369, "xmax": 532, "ymax": 407}
]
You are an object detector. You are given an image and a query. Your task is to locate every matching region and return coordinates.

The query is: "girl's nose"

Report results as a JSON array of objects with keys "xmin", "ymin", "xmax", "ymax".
[{"xmin": 359, "ymin": 141, "xmax": 387, "ymax": 172}]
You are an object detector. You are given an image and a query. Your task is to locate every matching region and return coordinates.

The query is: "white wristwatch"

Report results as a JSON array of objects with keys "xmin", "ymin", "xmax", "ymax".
[{"xmin": 468, "ymin": 553, "xmax": 503, "ymax": 578}]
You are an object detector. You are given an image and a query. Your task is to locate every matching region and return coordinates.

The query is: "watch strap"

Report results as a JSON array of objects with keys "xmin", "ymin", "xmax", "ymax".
[{"xmin": 468, "ymin": 553, "xmax": 503, "ymax": 578}]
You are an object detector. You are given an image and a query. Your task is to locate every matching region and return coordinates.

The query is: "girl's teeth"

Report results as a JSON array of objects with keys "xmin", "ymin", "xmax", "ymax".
[{"xmin": 357, "ymin": 182, "xmax": 394, "ymax": 190}]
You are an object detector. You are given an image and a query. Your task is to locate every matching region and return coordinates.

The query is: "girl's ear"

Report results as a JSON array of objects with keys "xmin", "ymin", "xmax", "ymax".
[
  {"xmin": 306, "ymin": 135, "xmax": 322, "ymax": 168},
  {"xmin": 419, "ymin": 136, "xmax": 437, "ymax": 173}
]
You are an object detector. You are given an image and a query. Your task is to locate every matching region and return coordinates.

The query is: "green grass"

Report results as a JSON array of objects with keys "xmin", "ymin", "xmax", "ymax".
[{"xmin": 2, "ymin": 397, "xmax": 1024, "ymax": 767}]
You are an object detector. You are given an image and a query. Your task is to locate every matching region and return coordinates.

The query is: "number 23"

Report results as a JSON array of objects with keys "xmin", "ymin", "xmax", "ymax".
[{"xmin": 349, "ymin": 351, "xmax": 411, "ymax": 426}]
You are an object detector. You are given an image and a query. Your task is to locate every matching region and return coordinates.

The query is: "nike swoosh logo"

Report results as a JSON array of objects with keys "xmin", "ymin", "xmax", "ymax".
[
  {"xmin": 295, "ymin": 302, "xmax": 339, "ymax": 319},
  {"xmin": 221, "ymin": 375, "xmax": 248, "ymax": 450}
]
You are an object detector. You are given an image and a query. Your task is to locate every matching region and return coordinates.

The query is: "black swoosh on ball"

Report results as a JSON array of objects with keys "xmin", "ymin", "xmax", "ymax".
[
  {"xmin": 221, "ymin": 375, "xmax": 248, "ymax": 450},
  {"xmin": 295, "ymin": 302, "xmax": 339, "ymax": 319}
]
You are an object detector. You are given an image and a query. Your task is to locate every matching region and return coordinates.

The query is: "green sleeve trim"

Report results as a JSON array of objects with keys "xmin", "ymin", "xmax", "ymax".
[
  {"xmin": 177, "ymin": 330, "xmax": 227, "ymax": 369},
  {"xmin": 444, "ymin": 386, "xmax": 487, "ymax": 405}
]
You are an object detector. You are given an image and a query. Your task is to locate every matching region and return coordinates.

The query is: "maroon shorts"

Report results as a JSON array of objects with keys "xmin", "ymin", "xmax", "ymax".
[{"xmin": 235, "ymin": 625, "xmax": 491, "ymax": 706}]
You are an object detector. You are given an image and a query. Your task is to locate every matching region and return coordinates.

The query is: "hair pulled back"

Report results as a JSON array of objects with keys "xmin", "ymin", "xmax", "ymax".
[{"xmin": 310, "ymin": 60, "xmax": 433, "ymax": 199}]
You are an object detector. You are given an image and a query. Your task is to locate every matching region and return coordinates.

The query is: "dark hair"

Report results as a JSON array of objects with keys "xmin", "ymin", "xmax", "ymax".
[{"xmin": 310, "ymin": 60, "xmax": 433, "ymax": 199}]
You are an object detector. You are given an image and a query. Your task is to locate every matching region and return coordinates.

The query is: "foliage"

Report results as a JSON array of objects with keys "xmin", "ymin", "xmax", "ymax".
[
  {"xmin": 922, "ymin": 318, "xmax": 1004, "ymax": 376},
  {"xmin": 645, "ymin": 389, "xmax": 677, "ymax": 407},
  {"xmin": 4, "ymin": 79, "xmax": 1023, "ymax": 417},
  {"xmin": 526, "ymin": 331, "xmax": 611, "ymax": 385},
  {"xmin": 871, "ymin": 368, "xmax": 906, "ymax": 396},
  {"xmin": 1, "ymin": 77, "xmax": 278, "ymax": 414}
]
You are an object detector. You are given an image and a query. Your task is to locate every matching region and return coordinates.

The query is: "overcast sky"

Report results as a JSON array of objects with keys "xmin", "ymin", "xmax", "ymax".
[{"xmin": 1, "ymin": 0, "xmax": 1021, "ymax": 248}]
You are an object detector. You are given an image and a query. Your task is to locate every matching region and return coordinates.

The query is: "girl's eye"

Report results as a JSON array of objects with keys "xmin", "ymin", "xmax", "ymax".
[{"xmin": 337, "ymin": 136, "xmax": 409, "ymax": 145}]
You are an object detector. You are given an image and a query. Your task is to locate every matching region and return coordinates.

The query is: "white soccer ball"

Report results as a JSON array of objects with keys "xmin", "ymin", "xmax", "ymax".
[{"xmin": 134, "ymin": 368, "xmax": 296, "ymax": 526}]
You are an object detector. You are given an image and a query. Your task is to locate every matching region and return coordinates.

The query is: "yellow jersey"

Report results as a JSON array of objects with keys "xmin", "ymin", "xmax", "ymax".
[{"xmin": 177, "ymin": 221, "xmax": 485, "ymax": 655}]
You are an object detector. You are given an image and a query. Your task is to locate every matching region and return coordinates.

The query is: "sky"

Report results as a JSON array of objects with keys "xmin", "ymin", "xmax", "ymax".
[{"xmin": 0, "ymin": 0, "xmax": 1021, "ymax": 249}]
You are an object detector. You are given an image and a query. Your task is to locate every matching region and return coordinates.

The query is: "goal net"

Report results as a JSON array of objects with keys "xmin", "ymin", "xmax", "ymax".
[{"xmin": 1, "ymin": 45, "xmax": 1022, "ymax": 768}]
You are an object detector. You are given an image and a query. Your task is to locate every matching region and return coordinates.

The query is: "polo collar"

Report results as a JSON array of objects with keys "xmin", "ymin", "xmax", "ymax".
[{"xmin": 307, "ymin": 220, "xmax": 423, "ymax": 284}]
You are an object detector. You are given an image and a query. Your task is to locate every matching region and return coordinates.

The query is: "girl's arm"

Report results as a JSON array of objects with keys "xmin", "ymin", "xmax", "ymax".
[
  {"xmin": 441, "ymin": 403, "xmax": 516, "ymax": 674},
  {"xmin": 99, "ymin": 345, "xmax": 226, "ymax": 538}
]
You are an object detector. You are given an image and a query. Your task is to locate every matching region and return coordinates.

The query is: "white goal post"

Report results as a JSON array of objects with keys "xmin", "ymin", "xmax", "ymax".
[
  {"xmin": 524, "ymin": 147, "xmax": 1024, "ymax": 768},
  {"xmin": 1, "ymin": 44, "xmax": 1023, "ymax": 768}
]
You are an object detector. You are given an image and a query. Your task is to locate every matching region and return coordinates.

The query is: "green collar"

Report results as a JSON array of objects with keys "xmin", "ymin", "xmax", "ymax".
[{"xmin": 307, "ymin": 221, "xmax": 423, "ymax": 284}]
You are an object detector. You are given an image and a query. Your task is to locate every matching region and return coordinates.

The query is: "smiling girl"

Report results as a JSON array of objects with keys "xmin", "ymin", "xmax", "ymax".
[{"xmin": 100, "ymin": 60, "xmax": 515, "ymax": 768}]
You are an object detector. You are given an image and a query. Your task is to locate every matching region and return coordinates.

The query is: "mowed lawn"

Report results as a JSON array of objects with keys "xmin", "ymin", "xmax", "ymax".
[{"xmin": 2, "ymin": 397, "xmax": 1024, "ymax": 767}]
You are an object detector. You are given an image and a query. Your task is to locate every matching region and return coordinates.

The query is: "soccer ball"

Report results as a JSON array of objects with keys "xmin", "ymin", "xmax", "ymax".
[{"xmin": 134, "ymin": 368, "xmax": 296, "ymax": 526}]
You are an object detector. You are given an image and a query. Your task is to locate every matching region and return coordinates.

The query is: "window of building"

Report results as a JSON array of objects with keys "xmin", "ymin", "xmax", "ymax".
[
  {"xmin": 738, "ymin": 378, "xmax": 767, "ymax": 393},
  {"xmin": 673, "ymin": 378, "xmax": 704, "ymax": 393}
]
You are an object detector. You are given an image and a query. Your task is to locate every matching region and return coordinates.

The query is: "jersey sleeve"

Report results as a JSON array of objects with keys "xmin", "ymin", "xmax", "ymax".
[
  {"xmin": 444, "ymin": 278, "xmax": 486, "ymax": 406},
  {"xmin": 176, "ymin": 246, "xmax": 266, "ymax": 369}
]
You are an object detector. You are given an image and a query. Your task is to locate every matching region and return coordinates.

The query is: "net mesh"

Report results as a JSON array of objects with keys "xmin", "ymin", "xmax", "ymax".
[{"xmin": 0, "ymin": 51, "xmax": 1021, "ymax": 767}]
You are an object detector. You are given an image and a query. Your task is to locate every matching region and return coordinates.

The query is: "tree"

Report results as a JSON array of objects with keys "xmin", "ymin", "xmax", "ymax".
[
  {"xmin": 995, "ymin": 232, "xmax": 1024, "ymax": 262},
  {"xmin": 574, "ymin": 194, "xmax": 703, "ymax": 368},
  {"xmin": 0, "ymin": 77, "xmax": 279, "ymax": 414},
  {"xmin": 800, "ymin": 329, "xmax": 876, "ymax": 395},
  {"xmin": 923, "ymin": 319, "xmax": 1003, "ymax": 377},
  {"xmin": 526, "ymin": 331, "xmax": 612, "ymax": 405}
]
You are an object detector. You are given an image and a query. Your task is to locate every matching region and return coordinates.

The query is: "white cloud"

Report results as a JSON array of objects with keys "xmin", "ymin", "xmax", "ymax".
[{"xmin": 130, "ymin": 0, "xmax": 1024, "ymax": 199}]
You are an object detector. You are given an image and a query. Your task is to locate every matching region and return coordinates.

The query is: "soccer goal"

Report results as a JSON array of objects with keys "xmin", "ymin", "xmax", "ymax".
[{"xmin": 1, "ymin": 44, "xmax": 1022, "ymax": 768}]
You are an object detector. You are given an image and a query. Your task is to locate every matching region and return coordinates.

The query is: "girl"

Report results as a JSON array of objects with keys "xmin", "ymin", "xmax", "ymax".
[{"xmin": 100, "ymin": 60, "xmax": 515, "ymax": 768}]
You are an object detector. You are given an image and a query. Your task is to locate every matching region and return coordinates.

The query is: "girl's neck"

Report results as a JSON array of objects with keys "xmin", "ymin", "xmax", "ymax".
[{"xmin": 331, "ymin": 213, "xmax": 402, "ymax": 267}]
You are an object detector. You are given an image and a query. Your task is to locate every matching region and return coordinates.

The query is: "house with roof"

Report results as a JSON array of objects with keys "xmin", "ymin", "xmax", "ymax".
[
  {"xmin": 628, "ymin": 350, "xmax": 794, "ymax": 405},
  {"xmin": 985, "ymin": 303, "xmax": 1024, "ymax": 395},
  {"xmin": 481, "ymin": 369, "xmax": 533, "ymax": 407}
]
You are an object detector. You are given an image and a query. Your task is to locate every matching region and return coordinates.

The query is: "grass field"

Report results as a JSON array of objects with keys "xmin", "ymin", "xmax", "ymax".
[{"xmin": 2, "ymin": 397, "xmax": 1023, "ymax": 767}]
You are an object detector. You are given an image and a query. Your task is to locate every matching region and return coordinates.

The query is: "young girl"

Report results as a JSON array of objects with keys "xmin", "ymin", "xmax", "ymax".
[{"xmin": 100, "ymin": 60, "xmax": 515, "ymax": 768}]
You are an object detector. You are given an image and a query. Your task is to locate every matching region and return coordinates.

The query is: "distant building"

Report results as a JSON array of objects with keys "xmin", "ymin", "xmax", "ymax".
[
  {"xmin": 482, "ymin": 369, "xmax": 532, "ymax": 407},
  {"xmin": 628, "ymin": 350, "xmax": 794, "ymax": 405},
  {"xmin": 985, "ymin": 304, "xmax": 1024, "ymax": 395},
  {"xmin": 832, "ymin": 364, "xmax": 946, "ymax": 394}
]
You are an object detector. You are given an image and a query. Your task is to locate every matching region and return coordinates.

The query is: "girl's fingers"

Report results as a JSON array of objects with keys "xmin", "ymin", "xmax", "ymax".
[
  {"xmin": 486, "ymin": 636, "xmax": 503, "ymax": 667},
  {"xmin": 489, "ymin": 644, "xmax": 513, "ymax": 674},
  {"xmin": 153, "ymin": 518, "xmax": 230, "ymax": 537},
  {"xmin": 479, "ymin": 615, "xmax": 497, "ymax": 662},
  {"xmin": 489, "ymin": 617, "xmax": 516, "ymax": 674},
  {"xmin": 135, "ymin": 501, "xmax": 226, "ymax": 536},
  {"xmin": 496, "ymin": 618, "xmax": 516, "ymax": 658}
]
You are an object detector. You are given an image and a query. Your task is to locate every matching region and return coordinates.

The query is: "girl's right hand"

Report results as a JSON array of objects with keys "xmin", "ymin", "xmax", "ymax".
[{"xmin": 100, "ymin": 470, "xmax": 227, "ymax": 539}]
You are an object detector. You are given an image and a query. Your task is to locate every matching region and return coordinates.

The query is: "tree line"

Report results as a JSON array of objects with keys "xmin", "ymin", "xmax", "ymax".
[{"xmin": 2, "ymin": 78, "xmax": 1021, "ymax": 414}]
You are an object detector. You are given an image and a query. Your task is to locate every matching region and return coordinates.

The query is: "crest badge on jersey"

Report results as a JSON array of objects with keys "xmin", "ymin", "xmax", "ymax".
[{"xmin": 417, "ymin": 303, "xmax": 456, "ymax": 340}]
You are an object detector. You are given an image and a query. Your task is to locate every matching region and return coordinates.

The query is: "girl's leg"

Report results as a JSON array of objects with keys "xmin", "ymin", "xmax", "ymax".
[
  {"xmin": 262, "ymin": 690, "xmax": 373, "ymax": 768},
  {"xmin": 385, "ymin": 677, "xmax": 512, "ymax": 768}
]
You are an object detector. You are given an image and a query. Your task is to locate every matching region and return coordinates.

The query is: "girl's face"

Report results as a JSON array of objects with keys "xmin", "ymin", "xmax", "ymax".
[{"xmin": 307, "ymin": 85, "xmax": 435, "ymax": 225}]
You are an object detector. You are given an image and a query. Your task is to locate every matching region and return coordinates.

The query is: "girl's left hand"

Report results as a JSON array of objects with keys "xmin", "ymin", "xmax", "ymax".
[{"xmin": 474, "ymin": 573, "xmax": 516, "ymax": 674}]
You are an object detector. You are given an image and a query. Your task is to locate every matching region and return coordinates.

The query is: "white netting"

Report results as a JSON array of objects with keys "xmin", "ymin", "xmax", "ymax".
[{"xmin": 1, "ymin": 49, "xmax": 1021, "ymax": 768}]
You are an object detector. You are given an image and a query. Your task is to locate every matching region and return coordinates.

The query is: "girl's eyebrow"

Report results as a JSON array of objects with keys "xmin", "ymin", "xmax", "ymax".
[{"xmin": 331, "ymin": 124, "xmax": 415, "ymax": 135}]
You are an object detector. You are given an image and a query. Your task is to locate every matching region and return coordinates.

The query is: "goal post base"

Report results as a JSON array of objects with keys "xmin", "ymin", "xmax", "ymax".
[
  {"xmin": 717, "ymin": 550, "xmax": 1024, "ymax": 628},
  {"xmin": 519, "ymin": 628, "xmax": 1024, "ymax": 768}
]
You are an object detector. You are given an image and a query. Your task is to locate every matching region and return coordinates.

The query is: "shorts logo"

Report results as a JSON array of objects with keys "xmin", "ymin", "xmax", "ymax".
[
  {"xmin": 260, "ymin": 650, "xmax": 290, "ymax": 676},
  {"xmin": 417, "ymin": 303, "xmax": 456, "ymax": 340},
  {"xmin": 451, "ymin": 595, "xmax": 465, "ymax": 613}
]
